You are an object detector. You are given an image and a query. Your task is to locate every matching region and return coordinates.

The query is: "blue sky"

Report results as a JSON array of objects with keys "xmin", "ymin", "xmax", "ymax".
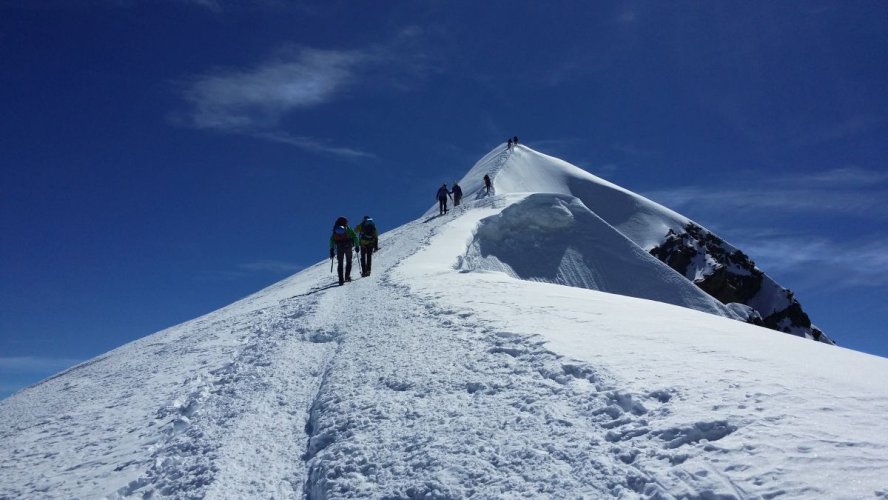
[{"xmin": 2, "ymin": 0, "xmax": 886, "ymax": 399}]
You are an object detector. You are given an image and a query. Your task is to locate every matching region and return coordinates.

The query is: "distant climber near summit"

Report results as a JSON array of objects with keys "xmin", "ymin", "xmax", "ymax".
[{"xmin": 437, "ymin": 183, "xmax": 452, "ymax": 215}]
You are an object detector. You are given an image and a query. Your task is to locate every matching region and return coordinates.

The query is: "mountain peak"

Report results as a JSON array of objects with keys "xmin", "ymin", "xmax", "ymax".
[
  {"xmin": 452, "ymin": 144, "xmax": 831, "ymax": 343},
  {"xmin": 1, "ymin": 144, "xmax": 878, "ymax": 499}
]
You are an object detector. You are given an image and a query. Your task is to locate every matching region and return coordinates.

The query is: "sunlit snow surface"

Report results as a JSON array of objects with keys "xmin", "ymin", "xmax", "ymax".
[{"xmin": 2, "ymin": 145, "xmax": 887, "ymax": 498}]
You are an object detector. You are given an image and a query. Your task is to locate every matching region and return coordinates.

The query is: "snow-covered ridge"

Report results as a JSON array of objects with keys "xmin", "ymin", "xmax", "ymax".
[
  {"xmin": 457, "ymin": 193, "xmax": 736, "ymax": 319},
  {"xmin": 462, "ymin": 146, "xmax": 690, "ymax": 249},
  {"xmin": 467, "ymin": 144, "xmax": 832, "ymax": 343},
  {"xmin": 2, "ymin": 144, "xmax": 885, "ymax": 498}
]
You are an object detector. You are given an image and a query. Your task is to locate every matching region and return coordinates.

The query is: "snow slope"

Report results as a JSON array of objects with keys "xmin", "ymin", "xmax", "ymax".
[
  {"xmin": 458, "ymin": 193, "xmax": 735, "ymax": 318},
  {"xmin": 473, "ymin": 146, "xmax": 690, "ymax": 249},
  {"xmin": 445, "ymin": 146, "xmax": 736, "ymax": 319},
  {"xmin": 460, "ymin": 145, "xmax": 831, "ymax": 342},
  {"xmin": 2, "ymin": 144, "xmax": 887, "ymax": 498}
]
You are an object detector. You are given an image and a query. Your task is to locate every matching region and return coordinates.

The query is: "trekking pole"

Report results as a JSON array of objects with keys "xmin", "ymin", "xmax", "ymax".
[{"xmin": 330, "ymin": 255, "xmax": 334, "ymax": 273}]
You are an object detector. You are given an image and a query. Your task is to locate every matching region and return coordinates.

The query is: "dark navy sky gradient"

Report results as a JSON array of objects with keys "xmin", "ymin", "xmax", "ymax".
[{"xmin": 2, "ymin": 1, "xmax": 887, "ymax": 398}]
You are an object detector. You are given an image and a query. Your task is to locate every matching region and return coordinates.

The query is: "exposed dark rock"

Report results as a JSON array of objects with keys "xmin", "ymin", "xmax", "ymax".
[
  {"xmin": 725, "ymin": 303, "xmax": 765, "ymax": 326},
  {"xmin": 696, "ymin": 265, "xmax": 763, "ymax": 305},
  {"xmin": 650, "ymin": 223, "xmax": 835, "ymax": 345}
]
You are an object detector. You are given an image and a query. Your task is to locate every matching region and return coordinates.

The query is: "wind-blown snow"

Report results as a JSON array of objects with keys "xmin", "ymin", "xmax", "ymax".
[
  {"xmin": 484, "ymin": 146, "xmax": 690, "ymax": 249},
  {"xmin": 2, "ymin": 144, "xmax": 887, "ymax": 498},
  {"xmin": 459, "ymin": 193, "xmax": 736, "ymax": 318}
]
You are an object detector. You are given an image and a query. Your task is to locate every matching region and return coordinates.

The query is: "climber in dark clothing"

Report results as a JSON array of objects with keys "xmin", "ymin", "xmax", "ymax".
[
  {"xmin": 355, "ymin": 216, "xmax": 379, "ymax": 277},
  {"xmin": 483, "ymin": 174, "xmax": 492, "ymax": 195},
  {"xmin": 330, "ymin": 216, "xmax": 359, "ymax": 285},
  {"xmin": 437, "ymin": 183, "xmax": 452, "ymax": 215},
  {"xmin": 452, "ymin": 182, "xmax": 463, "ymax": 207}
]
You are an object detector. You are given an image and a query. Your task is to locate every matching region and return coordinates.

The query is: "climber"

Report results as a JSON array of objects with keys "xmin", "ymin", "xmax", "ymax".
[
  {"xmin": 355, "ymin": 216, "xmax": 379, "ymax": 277},
  {"xmin": 329, "ymin": 216, "xmax": 359, "ymax": 285},
  {"xmin": 452, "ymin": 182, "xmax": 463, "ymax": 207},
  {"xmin": 437, "ymin": 183, "xmax": 452, "ymax": 215}
]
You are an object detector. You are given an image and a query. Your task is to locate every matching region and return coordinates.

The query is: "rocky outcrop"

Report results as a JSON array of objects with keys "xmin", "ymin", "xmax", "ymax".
[{"xmin": 650, "ymin": 223, "xmax": 834, "ymax": 345}]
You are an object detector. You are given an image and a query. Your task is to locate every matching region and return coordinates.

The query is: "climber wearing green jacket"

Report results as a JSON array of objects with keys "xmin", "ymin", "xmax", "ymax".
[
  {"xmin": 330, "ymin": 216, "xmax": 359, "ymax": 285},
  {"xmin": 355, "ymin": 216, "xmax": 379, "ymax": 277}
]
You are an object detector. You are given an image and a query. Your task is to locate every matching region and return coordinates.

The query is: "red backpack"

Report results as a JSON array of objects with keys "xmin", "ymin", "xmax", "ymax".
[{"xmin": 332, "ymin": 217, "xmax": 350, "ymax": 243}]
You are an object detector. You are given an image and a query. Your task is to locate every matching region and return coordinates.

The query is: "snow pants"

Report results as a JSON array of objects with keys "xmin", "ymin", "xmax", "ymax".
[
  {"xmin": 438, "ymin": 197, "xmax": 448, "ymax": 215},
  {"xmin": 336, "ymin": 244, "xmax": 353, "ymax": 284},
  {"xmin": 360, "ymin": 244, "xmax": 373, "ymax": 276}
]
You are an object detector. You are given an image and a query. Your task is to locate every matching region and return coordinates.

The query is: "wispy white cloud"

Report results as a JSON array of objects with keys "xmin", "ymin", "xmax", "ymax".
[
  {"xmin": 174, "ymin": 31, "xmax": 433, "ymax": 158},
  {"xmin": 173, "ymin": 46, "xmax": 375, "ymax": 159},
  {"xmin": 644, "ymin": 164, "xmax": 888, "ymax": 290},
  {"xmin": 643, "ymin": 166, "xmax": 888, "ymax": 289},
  {"xmin": 0, "ymin": 357, "xmax": 81, "ymax": 374},
  {"xmin": 731, "ymin": 235, "xmax": 888, "ymax": 289},
  {"xmin": 197, "ymin": 260, "xmax": 303, "ymax": 281},
  {"xmin": 647, "ymin": 186, "xmax": 885, "ymax": 216},
  {"xmin": 798, "ymin": 166, "xmax": 888, "ymax": 187},
  {"xmin": 249, "ymin": 132, "xmax": 375, "ymax": 159},
  {"xmin": 179, "ymin": 47, "xmax": 366, "ymax": 131},
  {"xmin": 644, "ymin": 166, "xmax": 888, "ymax": 218},
  {"xmin": 239, "ymin": 260, "xmax": 302, "ymax": 273}
]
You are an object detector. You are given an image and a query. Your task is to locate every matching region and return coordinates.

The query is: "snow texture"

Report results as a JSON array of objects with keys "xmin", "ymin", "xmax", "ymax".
[{"xmin": 2, "ymin": 144, "xmax": 887, "ymax": 499}]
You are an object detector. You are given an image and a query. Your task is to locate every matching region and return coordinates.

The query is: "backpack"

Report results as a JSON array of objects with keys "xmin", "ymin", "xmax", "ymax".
[
  {"xmin": 332, "ymin": 225, "xmax": 351, "ymax": 242},
  {"xmin": 360, "ymin": 220, "xmax": 377, "ymax": 241}
]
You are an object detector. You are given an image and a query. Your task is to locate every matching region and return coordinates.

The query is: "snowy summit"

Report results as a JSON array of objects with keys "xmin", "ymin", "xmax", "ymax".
[{"xmin": 2, "ymin": 145, "xmax": 887, "ymax": 498}]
